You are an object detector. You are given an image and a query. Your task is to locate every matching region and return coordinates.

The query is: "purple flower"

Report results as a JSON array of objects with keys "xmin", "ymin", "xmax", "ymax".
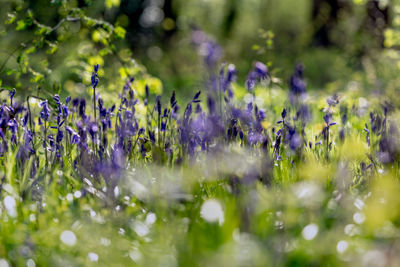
[
  {"xmin": 53, "ymin": 94, "xmax": 60, "ymax": 104},
  {"xmin": 364, "ymin": 123, "xmax": 370, "ymax": 146},
  {"xmin": 282, "ymin": 108, "xmax": 287, "ymax": 119},
  {"xmin": 56, "ymin": 129, "xmax": 64, "ymax": 143},
  {"xmin": 192, "ymin": 91, "xmax": 201, "ymax": 103},
  {"xmin": 66, "ymin": 126, "xmax": 81, "ymax": 144},
  {"xmin": 289, "ymin": 63, "xmax": 307, "ymax": 106},
  {"xmin": 289, "ymin": 133, "xmax": 301, "ymax": 151},
  {"xmin": 192, "ymin": 28, "xmax": 222, "ymax": 68},
  {"xmin": 9, "ymin": 89, "xmax": 16, "ymax": 100},
  {"xmin": 246, "ymin": 71, "xmax": 257, "ymax": 91},
  {"xmin": 148, "ymin": 130, "xmax": 156, "ymax": 143},
  {"xmin": 161, "ymin": 121, "xmax": 167, "ymax": 132},
  {"xmin": 62, "ymin": 105, "xmax": 69, "ymax": 118},
  {"xmin": 39, "ymin": 100, "xmax": 50, "ymax": 122},
  {"xmin": 91, "ymin": 65, "xmax": 99, "ymax": 92},
  {"xmin": 89, "ymin": 122, "xmax": 99, "ymax": 139},
  {"xmin": 170, "ymin": 91, "xmax": 177, "ymax": 108},
  {"xmin": 72, "ymin": 98, "xmax": 79, "ymax": 107},
  {"xmin": 246, "ymin": 62, "xmax": 268, "ymax": 91},
  {"xmin": 226, "ymin": 64, "xmax": 236, "ymax": 83},
  {"xmin": 254, "ymin": 62, "xmax": 268, "ymax": 79},
  {"xmin": 207, "ymin": 95, "xmax": 215, "ymax": 114},
  {"xmin": 258, "ymin": 109, "xmax": 266, "ymax": 121},
  {"xmin": 79, "ymin": 98, "xmax": 86, "ymax": 118},
  {"xmin": 156, "ymin": 96, "xmax": 162, "ymax": 114}
]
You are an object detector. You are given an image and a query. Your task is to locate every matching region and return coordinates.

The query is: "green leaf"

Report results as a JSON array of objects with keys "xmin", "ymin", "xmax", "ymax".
[
  {"xmin": 25, "ymin": 46, "xmax": 36, "ymax": 55},
  {"xmin": 106, "ymin": 0, "xmax": 120, "ymax": 9},
  {"xmin": 5, "ymin": 13, "xmax": 16, "ymax": 24},
  {"xmin": 30, "ymin": 71, "xmax": 44, "ymax": 83},
  {"xmin": 99, "ymin": 48, "xmax": 112, "ymax": 56},
  {"xmin": 6, "ymin": 69, "xmax": 17, "ymax": 76},
  {"xmin": 85, "ymin": 17, "xmax": 96, "ymax": 27},
  {"xmin": 46, "ymin": 42, "xmax": 59, "ymax": 54},
  {"xmin": 27, "ymin": 10, "xmax": 34, "ymax": 19},
  {"xmin": 16, "ymin": 20, "xmax": 26, "ymax": 31},
  {"xmin": 114, "ymin": 26, "xmax": 126, "ymax": 39}
]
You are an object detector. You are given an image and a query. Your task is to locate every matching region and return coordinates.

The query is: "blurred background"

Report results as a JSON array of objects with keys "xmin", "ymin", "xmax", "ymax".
[{"xmin": 1, "ymin": 0, "xmax": 400, "ymax": 99}]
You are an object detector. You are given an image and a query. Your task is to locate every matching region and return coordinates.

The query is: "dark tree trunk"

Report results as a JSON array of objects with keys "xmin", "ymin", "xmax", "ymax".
[
  {"xmin": 312, "ymin": 0, "xmax": 347, "ymax": 47},
  {"xmin": 365, "ymin": 0, "xmax": 390, "ymax": 47},
  {"xmin": 162, "ymin": 0, "xmax": 178, "ymax": 40},
  {"xmin": 222, "ymin": 0, "xmax": 239, "ymax": 38}
]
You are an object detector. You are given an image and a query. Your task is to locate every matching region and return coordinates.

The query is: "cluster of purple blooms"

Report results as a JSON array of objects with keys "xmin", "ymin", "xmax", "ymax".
[{"xmin": 0, "ymin": 49, "xmax": 399, "ymax": 195}]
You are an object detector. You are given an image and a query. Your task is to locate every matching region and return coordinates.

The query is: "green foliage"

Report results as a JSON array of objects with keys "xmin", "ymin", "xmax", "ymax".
[
  {"xmin": 0, "ymin": 0, "xmax": 151, "ymax": 100},
  {"xmin": 1, "ymin": 1, "xmax": 400, "ymax": 266}
]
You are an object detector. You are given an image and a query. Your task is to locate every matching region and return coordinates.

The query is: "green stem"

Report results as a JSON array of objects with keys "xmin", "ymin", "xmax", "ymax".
[
  {"xmin": 44, "ymin": 120, "xmax": 48, "ymax": 170},
  {"xmin": 93, "ymin": 86, "xmax": 97, "ymax": 155}
]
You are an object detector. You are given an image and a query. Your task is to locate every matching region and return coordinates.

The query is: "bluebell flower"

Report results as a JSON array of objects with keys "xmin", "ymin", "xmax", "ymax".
[
  {"xmin": 8, "ymin": 118, "xmax": 18, "ymax": 145},
  {"xmin": 39, "ymin": 100, "xmax": 50, "ymax": 122},
  {"xmin": 206, "ymin": 94, "xmax": 215, "ymax": 115},
  {"xmin": 195, "ymin": 104, "xmax": 202, "ymax": 113},
  {"xmin": 72, "ymin": 97, "xmax": 79, "ymax": 107},
  {"xmin": 62, "ymin": 104, "xmax": 69, "ymax": 118},
  {"xmin": 22, "ymin": 111, "xmax": 29, "ymax": 127},
  {"xmin": 370, "ymin": 112, "xmax": 383, "ymax": 135},
  {"xmin": 148, "ymin": 130, "xmax": 156, "ymax": 143},
  {"xmin": 254, "ymin": 62, "xmax": 268, "ymax": 79},
  {"xmin": 274, "ymin": 134, "xmax": 282, "ymax": 160},
  {"xmin": 161, "ymin": 121, "xmax": 167, "ymax": 132},
  {"xmin": 79, "ymin": 98, "xmax": 86, "ymax": 118},
  {"xmin": 246, "ymin": 62, "xmax": 268, "ymax": 91},
  {"xmin": 364, "ymin": 123, "xmax": 370, "ymax": 147},
  {"xmin": 191, "ymin": 27, "xmax": 222, "ymax": 68},
  {"xmin": 156, "ymin": 95, "xmax": 162, "ymax": 114},
  {"xmin": 246, "ymin": 71, "xmax": 257, "ymax": 91},
  {"xmin": 282, "ymin": 108, "xmax": 287, "ymax": 119},
  {"xmin": 226, "ymin": 64, "xmax": 236, "ymax": 84},
  {"xmin": 289, "ymin": 131, "xmax": 301, "ymax": 151},
  {"xmin": 170, "ymin": 91, "xmax": 177, "ymax": 108},
  {"xmin": 56, "ymin": 129, "xmax": 64, "ymax": 143},
  {"xmin": 91, "ymin": 65, "xmax": 99, "ymax": 88},
  {"xmin": 89, "ymin": 122, "xmax": 99, "ymax": 139},
  {"xmin": 289, "ymin": 63, "xmax": 307, "ymax": 106},
  {"xmin": 144, "ymin": 85, "xmax": 149, "ymax": 106},
  {"xmin": 9, "ymin": 89, "xmax": 16, "ymax": 104},
  {"xmin": 192, "ymin": 91, "xmax": 201, "ymax": 103},
  {"xmin": 53, "ymin": 94, "xmax": 60, "ymax": 104}
]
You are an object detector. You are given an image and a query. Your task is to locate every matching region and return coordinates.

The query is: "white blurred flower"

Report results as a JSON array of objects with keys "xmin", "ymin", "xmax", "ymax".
[
  {"xmin": 88, "ymin": 252, "xmax": 99, "ymax": 262},
  {"xmin": 4, "ymin": 196, "xmax": 16, "ymax": 218},
  {"xmin": 200, "ymin": 199, "xmax": 224, "ymax": 225},
  {"xmin": 60, "ymin": 230, "xmax": 77, "ymax": 246},
  {"xmin": 336, "ymin": 240, "xmax": 348, "ymax": 254},
  {"xmin": 302, "ymin": 224, "xmax": 318, "ymax": 240}
]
